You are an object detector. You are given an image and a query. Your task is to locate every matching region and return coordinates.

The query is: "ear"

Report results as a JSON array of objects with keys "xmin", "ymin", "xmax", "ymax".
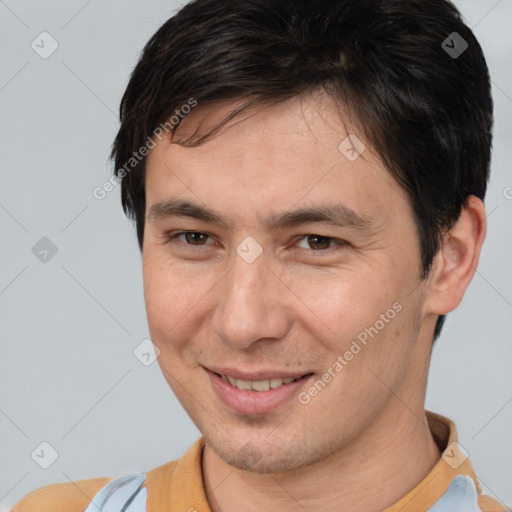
[{"xmin": 423, "ymin": 195, "xmax": 487, "ymax": 316}]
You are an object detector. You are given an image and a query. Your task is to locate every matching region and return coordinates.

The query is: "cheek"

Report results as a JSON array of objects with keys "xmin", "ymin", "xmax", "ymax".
[
  {"xmin": 289, "ymin": 267, "xmax": 398, "ymax": 337},
  {"xmin": 143, "ymin": 254, "xmax": 186, "ymax": 342},
  {"xmin": 298, "ymin": 267, "xmax": 417, "ymax": 375},
  {"xmin": 142, "ymin": 253, "xmax": 216, "ymax": 351},
  {"xmin": 143, "ymin": 265, "xmax": 199, "ymax": 386}
]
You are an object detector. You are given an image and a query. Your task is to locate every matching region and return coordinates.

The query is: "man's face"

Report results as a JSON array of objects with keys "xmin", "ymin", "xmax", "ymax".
[{"xmin": 142, "ymin": 93, "xmax": 434, "ymax": 473}]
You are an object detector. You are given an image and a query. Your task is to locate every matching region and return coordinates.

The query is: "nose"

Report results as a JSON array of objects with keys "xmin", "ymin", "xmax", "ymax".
[{"xmin": 212, "ymin": 248, "xmax": 292, "ymax": 350}]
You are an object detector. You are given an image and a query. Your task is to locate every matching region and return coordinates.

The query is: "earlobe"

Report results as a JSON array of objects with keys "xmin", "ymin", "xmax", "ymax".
[{"xmin": 424, "ymin": 195, "xmax": 487, "ymax": 316}]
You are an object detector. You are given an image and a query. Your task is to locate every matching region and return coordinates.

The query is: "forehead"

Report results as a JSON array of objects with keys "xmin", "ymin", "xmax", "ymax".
[{"xmin": 144, "ymin": 93, "xmax": 411, "ymax": 229}]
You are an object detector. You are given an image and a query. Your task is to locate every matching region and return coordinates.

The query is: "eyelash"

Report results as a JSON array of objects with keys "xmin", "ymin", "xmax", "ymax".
[{"xmin": 164, "ymin": 231, "xmax": 348, "ymax": 254}]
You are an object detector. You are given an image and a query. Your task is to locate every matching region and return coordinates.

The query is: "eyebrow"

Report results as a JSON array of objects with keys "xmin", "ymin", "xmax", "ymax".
[{"xmin": 147, "ymin": 199, "xmax": 375, "ymax": 232}]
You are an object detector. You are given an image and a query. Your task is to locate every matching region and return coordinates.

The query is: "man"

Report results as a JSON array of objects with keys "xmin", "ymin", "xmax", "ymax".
[{"xmin": 12, "ymin": 0, "xmax": 509, "ymax": 511}]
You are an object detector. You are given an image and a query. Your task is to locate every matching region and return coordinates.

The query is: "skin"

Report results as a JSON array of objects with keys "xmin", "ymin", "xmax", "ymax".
[{"xmin": 142, "ymin": 91, "xmax": 486, "ymax": 512}]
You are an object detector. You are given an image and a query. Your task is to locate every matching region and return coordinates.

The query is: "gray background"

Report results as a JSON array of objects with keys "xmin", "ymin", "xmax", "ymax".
[{"xmin": 0, "ymin": 0, "xmax": 511, "ymax": 509}]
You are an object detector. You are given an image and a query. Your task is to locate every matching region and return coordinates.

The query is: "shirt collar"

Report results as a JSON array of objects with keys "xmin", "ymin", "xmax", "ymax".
[{"xmin": 383, "ymin": 410, "xmax": 481, "ymax": 512}]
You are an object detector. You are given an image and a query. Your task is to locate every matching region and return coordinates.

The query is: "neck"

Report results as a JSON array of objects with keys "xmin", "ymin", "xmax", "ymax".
[{"xmin": 202, "ymin": 404, "xmax": 442, "ymax": 512}]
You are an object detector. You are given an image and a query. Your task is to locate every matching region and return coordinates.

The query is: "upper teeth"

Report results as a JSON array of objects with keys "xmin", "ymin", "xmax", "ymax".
[{"xmin": 221, "ymin": 374, "xmax": 297, "ymax": 392}]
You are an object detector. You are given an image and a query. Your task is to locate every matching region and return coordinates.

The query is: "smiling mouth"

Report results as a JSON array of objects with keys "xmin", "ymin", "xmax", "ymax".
[{"xmin": 212, "ymin": 372, "xmax": 314, "ymax": 392}]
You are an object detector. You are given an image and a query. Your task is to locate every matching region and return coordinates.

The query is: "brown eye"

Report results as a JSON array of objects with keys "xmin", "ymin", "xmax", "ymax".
[
  {"xmin": 165, "ymin": 231, "xmax": 215, "ymax": 248},
  {"xmin": 296, "ymin": 235, "xmax": 337, "ymax": 251},
  {"xmin": 305, "ymin": 235, "xmax": 333, "ymax": 250},
  {"xmin": 182, "ymin": 232, "xmax": 210, "ymax": 245},
  {"xmin": 293, "ymin": 235, "xmax": 349, "ymax": 256}
]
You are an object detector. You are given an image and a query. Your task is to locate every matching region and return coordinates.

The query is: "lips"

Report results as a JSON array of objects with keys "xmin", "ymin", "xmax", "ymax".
[
  {"xmin": 206, "ymin": 366, "xmax": 311, "ymax": 381},
  {"xmin": 205, "ymin": 368, "xmax": 315, "ymax": 414},
  {"xmin": 217, "ymin": 372, "xmax": 311, "ymax": 392}
]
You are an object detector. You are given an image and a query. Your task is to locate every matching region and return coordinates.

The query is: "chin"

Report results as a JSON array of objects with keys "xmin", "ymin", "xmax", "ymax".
[{"xmin": 206, "ymin": 436, "xmax": 318, "ymax": 474}]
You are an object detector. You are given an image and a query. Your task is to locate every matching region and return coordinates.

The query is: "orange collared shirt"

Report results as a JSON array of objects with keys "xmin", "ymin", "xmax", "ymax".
[{"xmin": 12, "ymin": 410, "xmax": 508, "ymax": 512}]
